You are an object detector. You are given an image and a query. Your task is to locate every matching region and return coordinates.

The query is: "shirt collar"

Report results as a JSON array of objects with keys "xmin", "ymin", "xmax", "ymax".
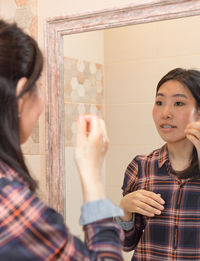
[{"xmin": 158, "ymin": 144, "xmax": 169, "ymax": 169}]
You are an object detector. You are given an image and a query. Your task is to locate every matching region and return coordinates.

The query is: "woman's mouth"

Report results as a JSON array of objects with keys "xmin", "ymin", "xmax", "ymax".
[{"xmin": 160, "ymin": 124, "xmax": 176, "ymax": 129}]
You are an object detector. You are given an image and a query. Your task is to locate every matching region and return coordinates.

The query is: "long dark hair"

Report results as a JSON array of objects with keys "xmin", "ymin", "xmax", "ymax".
[
  {"xmin": 157, "ymin": 68, "xmax": 200, "ymax": 178},
  {"xmin": 0, "ymin": 20, "xmax": 43, "ymax": 191}
]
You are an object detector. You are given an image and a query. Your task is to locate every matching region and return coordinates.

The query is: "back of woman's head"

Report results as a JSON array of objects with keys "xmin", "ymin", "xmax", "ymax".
[
  {"xmin": 157, "ymin": 68, "xmax": 200, "ymax": 108},
  {"xmin": 0, "ymin": 20, "xmax": 43, "ymax": 191}
]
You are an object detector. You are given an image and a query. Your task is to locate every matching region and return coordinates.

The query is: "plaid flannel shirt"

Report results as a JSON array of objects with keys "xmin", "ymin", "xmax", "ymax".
[
  {"xmin": 122, "ymin": 144, "xmax": 200, "ymax": 260},
  {"xmin": 0, "ymin": 161, "xmax": 123, "ymax": 260}
]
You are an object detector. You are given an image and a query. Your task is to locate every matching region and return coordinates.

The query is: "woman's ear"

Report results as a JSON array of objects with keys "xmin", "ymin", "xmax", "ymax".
[
  {"xmin": 16, "ymin": 77, "xmax": 27, "ymax": 97},
  {"xmin": 16, "ymin": 77, "xmax": 27, "ymax": 116}
]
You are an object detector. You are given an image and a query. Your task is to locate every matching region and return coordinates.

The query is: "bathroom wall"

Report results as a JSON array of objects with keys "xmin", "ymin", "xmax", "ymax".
[
  {"xmin": 1, "ymin": 1, "xmax": 200, "ymax": 260},
  {"xmin": 63, "ymin": 31, "xmax": 105, "ymax": 238}
]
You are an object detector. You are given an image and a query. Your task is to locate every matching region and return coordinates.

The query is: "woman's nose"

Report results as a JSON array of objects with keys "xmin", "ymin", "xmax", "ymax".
[{"xmin": 162, "ymin": 106, "xmax": 173, "ymax": 119}]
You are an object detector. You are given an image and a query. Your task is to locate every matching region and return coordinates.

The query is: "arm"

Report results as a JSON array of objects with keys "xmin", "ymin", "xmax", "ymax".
[
  {"xmin": 0, "ymin": 177, "xmax": 123, "ymax": 260},
  {"xmin": 118, "ymin": 159, "xmax": 164, "ymax": 251},
  {"xmin": 0, "ymin": 115, "xmax": 124, "ymax": 260}
]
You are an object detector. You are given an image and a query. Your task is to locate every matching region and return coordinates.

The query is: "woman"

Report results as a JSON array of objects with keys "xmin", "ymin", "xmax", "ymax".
[
  {"xmin": 117, "ymin": 68, "xmax": 200, "ymax": 260},
  {"xmin": 0, "ymin": 20, "xmax": 124, "ymax": 260}
]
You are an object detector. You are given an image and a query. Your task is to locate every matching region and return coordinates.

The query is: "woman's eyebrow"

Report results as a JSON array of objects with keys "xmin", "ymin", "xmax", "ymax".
[
  {"xmin": 172, "ymin": 94, "xmax": 188, "ymax": 98},
  {"xmin": 156, "ymin": 93, "xmax": 188, "ymax": 98}
]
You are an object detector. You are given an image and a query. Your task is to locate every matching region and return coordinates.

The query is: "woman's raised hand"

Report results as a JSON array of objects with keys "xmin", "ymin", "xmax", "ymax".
[
  {"xmin": 185, "ymin": 121, "xmax": 200, "ymax": 159},
  {"xmin": 75, "ymin": 114, "xmax": 109, "ymax": 202},
  {"xmin": 120, "ymin": 190, "xmax": 165, "ymax": 221}
]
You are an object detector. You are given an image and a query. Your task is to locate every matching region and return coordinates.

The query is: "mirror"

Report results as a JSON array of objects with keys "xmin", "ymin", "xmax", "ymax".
[
  {"xmin": 63, "ymin": 15, "xmax": 200, "ymax": 239},
  {"xmin": 44, "ymin": 0, "xmax": 200, "ymax": 219}
]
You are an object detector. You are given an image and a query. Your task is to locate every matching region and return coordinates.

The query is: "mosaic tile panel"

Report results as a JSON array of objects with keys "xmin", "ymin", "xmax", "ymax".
[
  {"xmin": 12, "ymin": 0, "xmax": 39, "ymax": 154},
  {"xmin": 65, "ymin": 103, "xmax": 104, "ymax": 147},
  {"xmin": 64, "ymin": 57, "xmax": 104, "ymax": 104},
  {"xmin": 14, "ymin": 0, "xmax": 28, "ymax": 6},
  {"xmin": 14, "ymin": 1, "xmax": 38, "ymax": 39}
]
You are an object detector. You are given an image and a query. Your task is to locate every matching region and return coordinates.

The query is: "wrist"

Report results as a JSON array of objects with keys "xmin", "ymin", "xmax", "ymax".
[
  {"xmin": 120, "ymin": 211, "xmax": 133, "ymax": 222},
  {"xmin": 119, "ymin": 197, "xmax": 133, "ymax": 221},
  {"xmin": 81, "ymin": 179, "xmax": 105, "ymax": 203}
]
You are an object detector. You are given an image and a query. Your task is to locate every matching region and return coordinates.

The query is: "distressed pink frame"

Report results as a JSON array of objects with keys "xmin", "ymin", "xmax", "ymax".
[{"xmin": 44, "ymin": 0, "xmax": 200, "ymax": 216}]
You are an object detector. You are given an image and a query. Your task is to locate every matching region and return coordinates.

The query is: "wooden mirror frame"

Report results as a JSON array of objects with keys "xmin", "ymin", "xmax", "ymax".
[{"xmin": 44, "ymin": 0, "xmax": 200, "ymax": 216}]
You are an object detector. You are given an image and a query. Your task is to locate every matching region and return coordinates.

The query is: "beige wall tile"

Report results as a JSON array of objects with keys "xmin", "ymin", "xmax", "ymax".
[
  {"xmin": 105, "ymin": 103, "xmax": 161, "ymax": 146},
  {"xmin": 104, "ymin": 15, "xmax": 200, "ymax": 64},
  {"xmin": 104, "ymin": 23, "xmax": 157, "ymax": 63},
  {"xmin": 155, "ymin": 16, "xmax": 200, "ymax": 58},
  {"xmin": 153, "ymin": 55, "xmax": 200, "ymax": 83},
  {"xmin": 65, "ymin": 147, "xmax": 83, "ymax": 238},
  {"xmin": 105, "ymin": 144, "xmax": 162, "ymax": 188},
  {"xmin": 65, "ymin": 191, "xmax": 83, "ymax": 239},
  {"xmin": 65, "ymin": 147, "xmax": 82, "ymax": 193},
  {"xmin": 105, "ymin": 60, "xmax": 158, "ymax": 104},
  {"xmin": 64, "ymin": 31, "xmax": 104, "ymax": 64},
  {"xmin": 106, "ymin": 185, "xmax": 122, "ymax": 206},
  {"xmin": 0, "ymin": 0, "xmax": 16, "ymax": 22},
  {"xmin": 24, "ymin": 155, "xmax": 40, "ymax": 182}
]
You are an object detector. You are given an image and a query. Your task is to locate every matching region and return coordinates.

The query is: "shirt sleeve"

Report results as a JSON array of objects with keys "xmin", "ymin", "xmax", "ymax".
[
  {"xmin": 0, "ymin": 176, "xmax": 124, "ymax": 260},
  {"xmin": 80, "ymin": 199, "xmax": 124, "ymax": 225},
  {"xmin": 115, "ymin": 214, "xmax": 135, "ymax": 231},
  {"xmin": 121, "ymin": 157, "xmax": 146, "ymax": 251}
]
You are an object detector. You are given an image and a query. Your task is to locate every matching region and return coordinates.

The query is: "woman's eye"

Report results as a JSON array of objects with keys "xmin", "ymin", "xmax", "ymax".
[
  {"xmin": 175, "ymin": 101, "xmax": 184, "ymax": 106},
  {"xmin": 155, "ymin": 101, "xmax": 162, "ymax": 106}
]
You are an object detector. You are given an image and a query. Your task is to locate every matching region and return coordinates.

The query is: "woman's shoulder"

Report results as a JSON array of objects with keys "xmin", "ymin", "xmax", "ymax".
[
  {"xmin": 131, "ymin": 144, "xmax": 167, "ymax": 164},
  {"xmin": 0, "ymin": 160, "xmax": 26, "ymax": 189}
]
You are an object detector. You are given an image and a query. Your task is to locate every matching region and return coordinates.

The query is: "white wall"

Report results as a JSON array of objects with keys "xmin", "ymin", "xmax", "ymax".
[{"xmin": 64, "ymin": 31, "xmax": 104, "ymax": 64}]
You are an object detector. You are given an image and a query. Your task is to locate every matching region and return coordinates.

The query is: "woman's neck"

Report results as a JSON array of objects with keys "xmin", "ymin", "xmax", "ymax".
[{"xmin": 167, "ymin": 139, "xmax": 194, "ymax": 171}]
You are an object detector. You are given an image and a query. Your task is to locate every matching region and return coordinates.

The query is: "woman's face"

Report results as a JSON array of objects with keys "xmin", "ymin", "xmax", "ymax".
[
  {"xmin": 19, "ymin": 83, "xmax": 44, "ymax": 144},
  {"xmin": 152, "ymin": 80, "xmax": 200, "ymax": 145}
]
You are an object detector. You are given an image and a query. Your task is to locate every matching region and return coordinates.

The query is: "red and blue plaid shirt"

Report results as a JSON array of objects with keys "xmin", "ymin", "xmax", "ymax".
[
  {"xmin": 0, "ymin": 161, "xmax": 123, "ymax": 260},
  {"xmin": 122, "ymin": 144, "xmax": 200, "ymax": 260}
]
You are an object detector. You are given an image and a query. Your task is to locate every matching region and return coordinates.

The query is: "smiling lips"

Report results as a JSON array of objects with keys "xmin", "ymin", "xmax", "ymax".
[{"xmin": 160, "ymin": 124, "xmax": 177, "ymax": 129}]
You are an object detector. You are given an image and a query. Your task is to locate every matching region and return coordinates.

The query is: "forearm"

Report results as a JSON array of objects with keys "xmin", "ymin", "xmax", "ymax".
[
  {"xmin": 80, "ymin": 170, "xmax": 105, "ymax": 203},
  {"xmin": 80, "ymin": 199, "xmax": 124, "ymax": 260},
  {"xmin": 119, "ymin": 196, "xmax": 133, "ymax": 221},
  {"xmin": 116, "ymin": 213, "xmax": 146, "ymax": 251},
  {"xmin": 84, "ymin": 219, "xmax": 124, "ymax": 260}
]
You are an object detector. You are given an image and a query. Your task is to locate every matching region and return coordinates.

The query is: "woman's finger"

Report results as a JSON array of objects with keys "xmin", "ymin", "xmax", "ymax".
[
  {"xmin": 134, "ymin": 206, "xmax": 155, "ymax": 217},
  {"xmin": 185, "ymin": 128, "xmax": 200, "ymax": 140},
  {"xmin": 136, "ymin": 201, "xmax": 162, "ymax": 215},
  {"xmin": 186, "ymin": 134, "xmax": 200, "ymax": 149},
  {"xmin": 140, "ymin": 190, "xmax": 165, "ymax": 205},
  {"xmin": 187, "ymin": 121, "xmax": 200, "ymax": 130},
  {"xmin": 141, "ymin": 196, "xmax": 165, "ymax": 211}
]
